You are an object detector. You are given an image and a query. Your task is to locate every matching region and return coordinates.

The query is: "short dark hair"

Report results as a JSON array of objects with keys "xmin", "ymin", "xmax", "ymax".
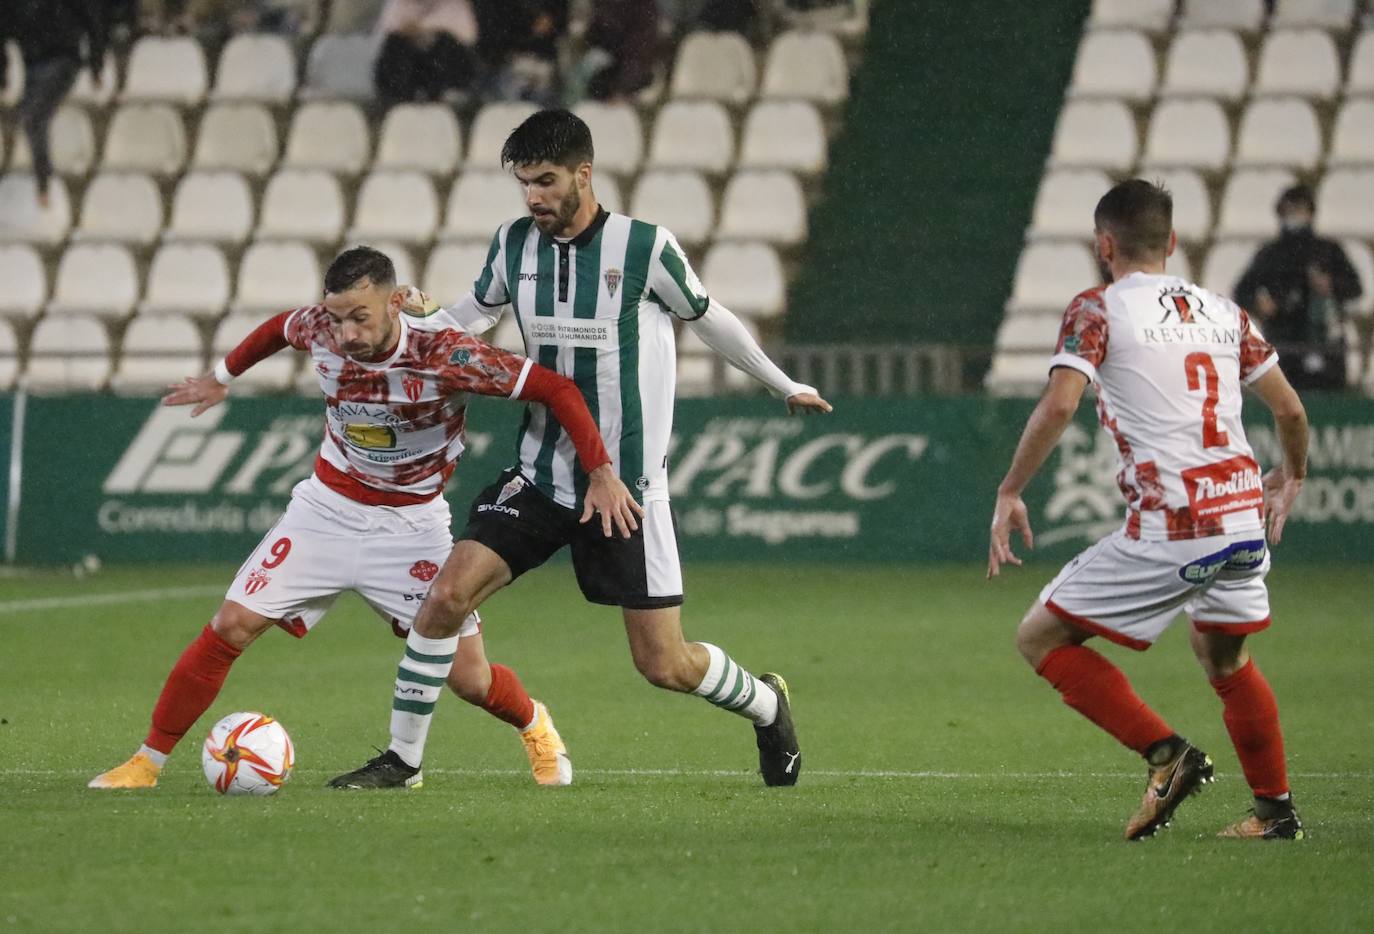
[
  {"xmin": 1276, "ymin": 184, "xmax": 1315, "ymax": 215},
  {"xmin": 324, "ymin": 246, "xmax": 395, "ymax": 294},
  {"xmin": 501, "ymin": 109, "xmax": 594, "ymax": 170},
  {"xmin": 1094, "ymin": 179, "xmax": 1173, "ymax": 262}
]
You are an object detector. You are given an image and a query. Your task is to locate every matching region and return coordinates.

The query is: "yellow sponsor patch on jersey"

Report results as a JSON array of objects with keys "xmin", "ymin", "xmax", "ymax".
[{"xmin": 344, "ymin": 423, "xmax": 398, "ymax": 449}]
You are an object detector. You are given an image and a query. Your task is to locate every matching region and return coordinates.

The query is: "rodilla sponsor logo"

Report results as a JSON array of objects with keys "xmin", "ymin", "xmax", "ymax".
[{"xmin": 1182, "ymin": 456, "xmax": 1263, "ymax": 518}]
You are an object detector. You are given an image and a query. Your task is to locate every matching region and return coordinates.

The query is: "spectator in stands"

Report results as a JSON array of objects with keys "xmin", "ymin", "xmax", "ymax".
[
  {"xmin": 1234, "ymin": 185, "xmax": 1363, "ymax": 391},
  {"xmin": 141, "ymin": 0, "xmax": 318, "ymax": 41},
  {"xmin": 473, "ymin": 0, "xmax": 568, "ymax": 103},
  {"xmin": 374, "ymin": 0, "xmax": 480, "ymax": 106},
  {"xmin": 568, "ymin": 0, "xmax": 661, "ymax": 103},
  {"xmin": 0, "ymin": 0, "xmax": 107, "ymax": 209}
]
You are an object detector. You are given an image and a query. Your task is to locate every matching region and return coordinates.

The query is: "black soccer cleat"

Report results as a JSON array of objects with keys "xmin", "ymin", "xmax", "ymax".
[
  {"xmin": 1124, "ymin": 742, "xmax": 1214, "ymax": 840},
  {"xmin": 327, "ymin": 749, "xmax": 423, "ymax": 790},
  {"xmin": 754, "ymin": 673, "xmax": 800, "ymax": 787}
]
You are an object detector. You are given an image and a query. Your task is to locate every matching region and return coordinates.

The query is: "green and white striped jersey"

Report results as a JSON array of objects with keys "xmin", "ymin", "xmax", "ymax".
[{"xmin": 471, "ymin": 209, "xmax": 709, "ymax": 509}]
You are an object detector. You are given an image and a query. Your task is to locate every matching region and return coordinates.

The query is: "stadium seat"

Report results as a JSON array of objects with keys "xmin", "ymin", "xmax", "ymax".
[
  {"xmin": 1029, "ymin": 169, "xmax": 1112, "ymax": 239},
  {"xmin": 2, "ymin": 41, "xmax": 22, "ymax": 107},
  {"xmin": 212, "ymin": 34, "xmax": 298, "ymax": 103},
  {"xmin": 233, "ymin": 240, "xmax": 321, "ymax": 313},
  {"xmin": 1088, "ymin": 0, "xmax": 1174, "ymax": 32},
  {"xmin": 1048, "ymin": 100, "xmax": 1136, "ymax": 171},
  {"xmin": 0, "ymin": 174, "xmax": 70, "ymax": 245},
  {"xmin": 648, "ymin": 101, "xmax": 735, "ymax": 174},
  {"xmin": 192, "ymin": 103, "xmax": 280, "ymax": 177},
  {"xmin": 67, "ymin": 52, "xmax": 117, "ymax": 106},
  {"xmin": 1068, "ymin": 30, "xmax": 1155, "ymax": 101},
  {"xmin": 213, "ymin": 314, "xmax": 296, "ymax": 389},
  {"xmin": 365, "ymin": 241, "xmax": 417, "ymax": 287},
  {"xmin": 739, "ymin": 101, "xmax": 828, "ymax": 174},
  {"xmin": 1008, "ymin": 241, "xmax": 1100, "ymax": 311},
  {"xmin": 1316, "ymin": 169, "xmax": 1374, "ymax": 237},
  {"xmin": 676, "ymin": 323, "xmax": 753, "ymax": 394},
  {"xmin": 1180, "ymin": 0, "xmax": 1265, "ymax": 32},
  {"xmin": 1152, "ymin": 169, "xmax": 1212, "ymax": 243},
  {"xmin": 9, "ymin": 105, "xmax": 95, "ymax": 177},
  {"xmin": 702, "ymin": 241, "xmax": 785, "ymax": 319},
  {"xmin": 0, "ymin": 244, "xmax": 47, "ymax": 319},
  {"xmin": 71, "ymin": 172, "xmax": 163, "ymax": 245},
  {"xmin": 102, "ymin": 104, "xmax": 187, "ymax": 176},
  {"xmin": 1234, "ymin": 98, "xmax": 1321, "ymax": 170},
  {"xmin": 573, "ymin": 102, "xmax": 643, "ymax": 175},
  {"xmin": 111, "ymin": 314, "xmax": 204, "ymax": 392},
  {"xmin": 423, "ymin": 242, "xmax": 491, "ymax": 303},
  {"xmin": 301, "ymin": 34, "xmax": 381, "ymax": 99},
  {"xmin": 283, "ymin": 101, "xmax": 371, "ymax": 175},
  {"xmin": 995, "ymin": 312, "xmax": 1062, "ymax": 354},
  {"xmin": 1272, "ymin": 0, "xmax": 1355, "ymax": 30},
  {"xmin": 488, "ymin": 314, "xmax": 524, "ymax": 353},
  {"xmin": 440, "ymin": 170, "xmax": 524, "ymax": 241},
  {"xmin": 1161, "ymin": 30, "xmax": 1249, "ymax": 101},
  {"xmin": 670, "ymin": 32, "xmax": 757, "ymax": 103},
  {"xmin": 258, "ymin": 169, "xmax": 347, "ymax": 244},
  {"xmin": 347, "ymin": 171, "xmax": 439, "ymax": 245},
  {"xmin": 1327, "ymin": 99, "xmax": 1374, "ymax": 166},
  {"xmin": 139, "ymin": 242, "xmax": 232, "ymax": 319},
  {"xmin": 47, "ymin": 243, "xmax": 139, "ymax": 319},
  {"xmin": 630, "ymin": 170, "xmax": 715, "ymax": 247},
  {"xmin": 1348, "ymin": 32, "xmax": 1374, "ymax": 95},
  {"xmin": 164, "ymin": 171, "xmax": 256, "ymax": 243},
  {"xmin": 1254, "ymin": 30, "xmax": 1341, "ymax": 98},
  {"xmin": 1215, "ymin": 168, "xmax": 1295, "ymax": 237},
  {"xmin": 1166, "ymin": 246, "xmax": 1194, "ymax": 282},
  {"xmin": 26, "ymin": 315, "xmax": 111, "ymax": 391},
  {"xmin": 984, "ymin": 352, "xmax": 1054, "ymax": 396},
  {"xmin": 1200, "ymin": 239, "xmax": 1262, "ymax": 296},
  {"xmin": 596, "ymin": 175, "xmax": 624, "ymax": 214},
  {"xmin": 375, "ymin": 104, "xmax": 463, "ymax": 175},
  {"xmin": 1141, "ymin": 99, "xmax": 1231, "ymax": 171},
  {"xmin": 0, "ymin": 318, "xmax": 16, "ymax": 390},
  {"xmin": 761, "ymin": 31, "xmax": 848, "ymax": 104},
  {"xmin": 467, "ymin": 102, "xmax": 538, "ymax": 166},
  {"xmin": 1341, "ymin": 239, "xmax": 1374, "ymax": 314},
  {"xmin": 122, "ymin": 36, "xmax": 209, "ymax": 104},
  {"xmin": 717, "ymin": 170, "xmax": 807, "ymax": 246}
]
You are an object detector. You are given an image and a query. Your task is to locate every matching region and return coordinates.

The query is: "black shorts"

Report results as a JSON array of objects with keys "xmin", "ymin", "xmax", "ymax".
[{"xmin": 461, "ymin": 468, "xmax": 684, "ymax": 610}]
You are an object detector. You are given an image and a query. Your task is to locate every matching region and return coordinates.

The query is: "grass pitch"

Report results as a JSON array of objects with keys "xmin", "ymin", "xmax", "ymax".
[{"xmin": 1, "ymin": 560, "xmax": 1371, "ymax": 933}]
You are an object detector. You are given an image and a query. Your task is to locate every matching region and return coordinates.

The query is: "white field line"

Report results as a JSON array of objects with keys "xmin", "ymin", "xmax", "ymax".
[{"xmin": 0, "ymin": 585, "xmax": 222, "ymax": 614}]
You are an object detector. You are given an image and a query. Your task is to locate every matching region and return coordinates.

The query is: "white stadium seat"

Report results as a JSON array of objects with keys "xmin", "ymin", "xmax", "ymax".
[
  {"xmin": 1, "ymin": 42, "xmax": 20, "ymax": 108},
  {"xmin": 258, "ymin": 169, "xmax": 347, "ymax": 244},
  {"xmin": 284, "ymin": 101, "xmax": 371, "ymax": 175},
  {"xmin": 212, "ymin": 34, "xmax": 298, "ymax": 103},
  {"xmin": 1166, "ymin": 246, "xmax": 1193, "ymax": 282},
  {"xmin": 139, "ymin": 242, "xmax": 232, "ymax": 319},
  {"xmin": 0, "ymin": 319, "xmax": 16, "ymax": 390},
  {"xmin": 1048, "ymin": 99, "xmax": 1136, "ymax": 170},
  {"xmin": 10, "ymin": 105, "xmax": 95, "ymax": 177},
  {"xmin": 122, "ymin": 37, "xmax": 209, "ymax": 104},
  {"xmin": 761, "ymin": 31, "xmax": 848, "ymax": 103},
  {"xmin": 1201, "ymin": 239, "xmax": 1263, "ymax": 297},
  {"xmin": 1272, "ymin": 0, "xmax": 1355, "ymax": 30},
  {"xmin": 301, "ymin": 34, "xmax": 380, "ymax": 100},
  {"xmin": 375, "ymin": 104, "xmax": 463, "ymax": 175},
  {"xmin": 1161, "ymin": 30, "xmax": 1249, "ymax": 101},
  {"xmin": 1089, "ymin": 0, "xmax": 1174, "ymax": 32},
  {"xmin": 702, "ymin": 241, "xmax": 785, "ymax": 319},
  {"xmin": 0, "ymin": 245, "xmax": 47, "ymax": 319},
  {"xmin": 1254, "ymin": 30, "xmax": 1341, "ymax": 99},
  {"xmin": 1142, "ymin": 99, "xmax": 1231, "ymax": 171},
  {"xmin": 26, "ymin": 315, "xmax": 111, "ymax": 391},
  {"xmin": 47, "ymin": 243, "xmax": 139, "ymax": 319},
  {"xmin": 441, "ymin": 170, "xmax": 524, "ymax": 241},
  {"xmin": 68, "ymin": 52, "xmax": 117, "ymax": 106},
  {"xmin": 1340, "ymin": 239, "xmax": 1374, "ymax": 314},
  {"xmin": 1029, "ymin": 169, "xmax": 1112, "ymax": 239},
  {"xmin": 0, "ymin": 175, "xmax": 70, "ymax": 245},
  {"xmin": 102, "ymin": 104, "xmax": 187, "ymax": 176},
  {"xmin": 1152, "ymin": 168, "xmax": 1212, "ymax": 243},
  {"xmin": 467, "ymin": 102, "xmax": 538, "ymax": 166},
  {"xmin": 648, "ymin": 101, "xmax": 735, "ymax": 174},
  {"xmin": 1316, "ymin": 169, "xmax": 1374, "ymax": 237},
  {"xmin": 1234, "ymin": 98, "xmax": 1321, "ymax": 169},
  {"xmin": 739, "ymin": 101, "xmax": 828, "ymax": 174},
  {"xmin": 1215, "ymin": 168, "xmax": 1295, "ymax": 238},
  {"xmin": 423, "ymin": 242, "xmax": 491, "ymax": 304},
  {"xmin": 192, "ymin": 103, "xmax": 279, "ymax": 177},
  {"xmin": 996, "ymin": 312, "xmax": 1062, "ymax": 354},
  {"xmin": 574, "ymin": 102, "xmax": 643, "ymax": 175},
  {"xmin": 164, "ymin": 171, "xmax": 256, "ymax": 243},
  {"xmin": 717, "ymin": 170, "xmax": 807, "ymax": 246},
  {"xmin": 111, "ymin": 314, "xmax": 204, "ymax": 392},
  {"xmin": 630, "ymin": 170, "xmax": 714, "ymax": 247},
  {"xmin": 233, "ymin": 240, "xmax": 321, "ymax": 314},
  {"xmin": 596, "ymin": 175, "xmax": 624, "ymax": 215},
  {"xmin": 213, "ymin": 314, "xmax": 296, "ymax": 389},
  {"xmin": 1009, "ymin": 241, "xmax": 1100, "ymax": 311},
  {"xmin": 1329, "ymin": 99, "xmax": 1374, "ymax": 166},
  {"xmin": 671, "ymin": 32, "xmax": 757, "ymax": 103},
  {"xmin": 1180, "ymin": 0, "xmax": 1265, "ymax": 32},
  {"xmin": 1069, "ymin": 30, "xmax": 1155, "ymax": 101},
  {"xmin": 71, "ymin": 172, "xmax": 163, "ymax": 246},
  {"xmin": 1349, "ymin": 32, "xmax": 1374, "ymax": 95},
  {"xmin": 347, "ymin": 171, "xmax": 439, "ymax": 245}
]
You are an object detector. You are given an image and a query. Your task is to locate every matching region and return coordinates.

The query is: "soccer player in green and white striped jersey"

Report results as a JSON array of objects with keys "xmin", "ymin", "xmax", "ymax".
[{"xmin": 332, "ymin": 109, "xmax": 831, "ymax": 790}]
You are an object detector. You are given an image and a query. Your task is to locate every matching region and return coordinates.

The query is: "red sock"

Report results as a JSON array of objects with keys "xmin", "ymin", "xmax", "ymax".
[
  {"xmin": 1037, "ymin": 645, "xmax": 1175, "ymax": 755},
  {"xmin": 1211, "ymin": 660, "xmax": 1289, "ymax": 798},
  {"xmin": 481, "ymin": 664, "xmax": 536, "ymax": 729},
  {"xmin": 144, "ymin": 625, "xmax": 243, "ymax": 754}
]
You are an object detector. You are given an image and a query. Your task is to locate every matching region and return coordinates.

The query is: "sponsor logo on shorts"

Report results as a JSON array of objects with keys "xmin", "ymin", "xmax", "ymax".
[
  {"xmin": 635, "ymin": 476, "xmax": 650, "ymax": 491},
  {"xmin": 402, "ymin": 375, "xmax": 424, "ymax": 403},
  {"xmin": 244, "ymin": 568, "xmax": 271, "ymax": 595},
  {"xmin": 409, "ymin": 560, "xmax": 438, "ymax": 582},
  {"xmin": 1178, "ymin": 539, "xmax": 1266, "ymax": 584},
  {"xmin": 1182, "ymin": 456, "xmax": 1263, "ymax": 519},
  {"xmin": 477, "ymin": 503, "xmax": 520, "ymax": 518},
  {"xmin": 496, "ymin": 475, "xmax": 526, "ymax": 506}
]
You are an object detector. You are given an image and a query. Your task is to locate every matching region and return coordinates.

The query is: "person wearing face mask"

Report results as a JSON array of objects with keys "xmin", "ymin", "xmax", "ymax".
[{"xmin": 1233, "ymin": 186, "xmax": 1363, "ymax": 391}]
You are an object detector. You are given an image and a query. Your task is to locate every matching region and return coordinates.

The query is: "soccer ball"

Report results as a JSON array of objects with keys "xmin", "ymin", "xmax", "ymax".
[{"xmin": 201, "ymin": 712, "xmax": 294, "ymax": 796}]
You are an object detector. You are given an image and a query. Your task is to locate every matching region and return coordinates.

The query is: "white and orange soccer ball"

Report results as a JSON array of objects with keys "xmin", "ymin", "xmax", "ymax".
[{"xmin": 201, "ymin": 712, "xmax": 294, "ymax": 796}]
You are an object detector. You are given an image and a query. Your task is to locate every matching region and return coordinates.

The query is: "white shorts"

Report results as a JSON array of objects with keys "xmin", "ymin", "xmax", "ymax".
[
  {"xmin": 226, "ymin": 476, "xmax": 480, "ymax": 640},
  {"xmin": 1039, "ymin": 528, "xmax": 1271, "ymax": 651}
]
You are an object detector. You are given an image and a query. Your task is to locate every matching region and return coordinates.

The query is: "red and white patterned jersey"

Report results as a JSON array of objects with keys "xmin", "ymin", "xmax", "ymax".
[{"xmin": 1051, "ymin": 272, "xmax": 1279, "ymax": 541}]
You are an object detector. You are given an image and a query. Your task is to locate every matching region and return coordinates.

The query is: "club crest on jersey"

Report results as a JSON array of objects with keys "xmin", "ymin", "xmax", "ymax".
[
  {"xmin": 402, "ymin": 375, "xmax": 424, "ymax": 403},
  {"xmin": 244, "ymin": 568, "xmax": 271, "ymax": 595},
  {"xmin": 496, "ymin": 474, "xmax": 526, "ymax": 505},
  {"xmin": 344, "ymin": 423, "xmax": 398, "ymax": 450},
  {"xmin": 604, "ymin": 267, "xmax": 622, "ymax": 298},
  {"xmin": 1157, "ymin": 287, "xmax": 1213, "ymax": 324},
  {"xmin": 409, "ymin": 560, "xmax": 439, "ymax": 582},
  {"xmin": 450, "ymin": 348, "xmax": 472, "ymax": 367}
]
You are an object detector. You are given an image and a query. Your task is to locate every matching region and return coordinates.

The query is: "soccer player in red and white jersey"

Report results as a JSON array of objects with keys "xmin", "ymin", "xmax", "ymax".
[
  {"xmin": 89, "ymin": 247, "xmax": 640, "ymax": 791},
  {"xmin": 987, "ymin": 180, "xmax": 1310, "ymax": 841}
]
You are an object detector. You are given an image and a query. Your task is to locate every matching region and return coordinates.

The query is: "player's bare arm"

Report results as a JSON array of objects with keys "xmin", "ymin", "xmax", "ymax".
[
  {"xmin": 988, "ymin": 367, "xmax": 1088, "ymax": 578},
  {"xmin": 1247, "ymin": 366, "xmax": 1309, "ymax": 545}
]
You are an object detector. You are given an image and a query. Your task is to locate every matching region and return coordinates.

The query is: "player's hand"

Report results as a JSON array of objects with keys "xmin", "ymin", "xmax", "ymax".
[
  {"xmin": 1262, "ymin": 466, "xmax": 1303, "ymax": 545},
  {"xmin": 786, "ymin": 391, "xmax": 832, "ymax": 415},
  {"xmin": 163, "ymin": 372, "xmax": 228, "ymax": 417},
  {"xmin": 582, "ymin": 464, "xmax": 645, "ymax": 538},
  {"xmin": 396, "ymin": 285, "xmax": 438, "ymax": 317},
  {"xmin": 988, "ymin": 491, "xmax": 1033, "ymax": 579}
]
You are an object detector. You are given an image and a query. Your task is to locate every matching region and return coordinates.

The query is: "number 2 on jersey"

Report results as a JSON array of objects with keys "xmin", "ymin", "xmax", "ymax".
[{"xmin": 1184, "ymin": 352, "xmax": 1228, "ymax": 448}]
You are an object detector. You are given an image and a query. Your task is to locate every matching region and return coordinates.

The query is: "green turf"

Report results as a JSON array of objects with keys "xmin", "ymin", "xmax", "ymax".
[{"xmin": 1, "ymin": 561, "xmax": 1371, "ymax": 933}]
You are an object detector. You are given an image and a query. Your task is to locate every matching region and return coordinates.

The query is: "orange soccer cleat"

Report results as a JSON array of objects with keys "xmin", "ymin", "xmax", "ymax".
[
  {"xmin": 87, "ymin": 752, "xmax": 161, "ymax": 790},
  {"xmin": 520, "ymin": 702, "xmax": 572, "ymax": 786},
  {"xmin": 1124, "ymin": 743, "xmax": 1214, "ymax": 840},
  {"xmin": 1218, "ymin": 808, "xmax": 1305, "ymax": 840}
]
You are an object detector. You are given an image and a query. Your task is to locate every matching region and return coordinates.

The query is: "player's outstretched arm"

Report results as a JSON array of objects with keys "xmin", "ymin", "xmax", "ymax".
[
  {"xmin": 167, "ymin": 309, "xmax": 298, "ymax": 415},
  {"xmin": 1248, "ymin": 366, "xmax": 1308, "ymax": 545},
  {"xmin": 685, "ymin": 300, "xmax": 833, "ymax": 415},
  {"xmin": 163, "ymin": 372, "xmax": 229, "ymax": 417},
  {"xmin": 987, "ymin": 367, "xmax": 1087, "ymax": 578},
  {"xmin": 398, "ymin": 286, "xmax": 505, "ymax": 335}
]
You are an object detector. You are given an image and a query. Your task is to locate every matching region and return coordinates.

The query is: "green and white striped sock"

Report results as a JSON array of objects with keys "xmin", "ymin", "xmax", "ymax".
[
  {"xmin": 692, "ymin": 643, "xmax": 779, "ymax": 727},
  {"xmin": 388, "ymin": 630, "xmax": 459, "ymax": 768}
]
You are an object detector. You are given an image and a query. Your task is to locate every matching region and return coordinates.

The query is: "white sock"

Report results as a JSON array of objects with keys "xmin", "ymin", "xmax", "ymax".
[
  {"xmin": 138, "ymin": 744, "xmax": 168, "ymax": 768},
  {"xmin": 388, "ymin": 630, "xmax": 459, "ymax": 768},
  {"xmin": 691, "ymin": 643, "xmax": 779, "ymax": 727}
]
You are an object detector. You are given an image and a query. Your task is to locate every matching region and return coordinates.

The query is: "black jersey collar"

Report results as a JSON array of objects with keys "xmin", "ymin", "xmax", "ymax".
[{"xmin": 546, "ymin": 206, "xmax": 609, "ymax": 249}]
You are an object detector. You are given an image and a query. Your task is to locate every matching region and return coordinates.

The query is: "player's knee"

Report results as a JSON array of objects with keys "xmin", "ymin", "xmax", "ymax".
[
  {"xmin": 210, "ymin": 604, "xmax": 271, "ymax": 649},
  {"xmin": 633, "ymin": 649, "xmax": 694, "ymax": 692},
  {"xmin": 423, "ymin": 578, "xmax": 476, "ymax": 631}
]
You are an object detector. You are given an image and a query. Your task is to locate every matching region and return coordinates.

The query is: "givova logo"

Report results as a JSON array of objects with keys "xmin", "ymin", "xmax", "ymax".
[{"xmin": 104, "ymin": 406, "xmax": 245, "ymax": 494}]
